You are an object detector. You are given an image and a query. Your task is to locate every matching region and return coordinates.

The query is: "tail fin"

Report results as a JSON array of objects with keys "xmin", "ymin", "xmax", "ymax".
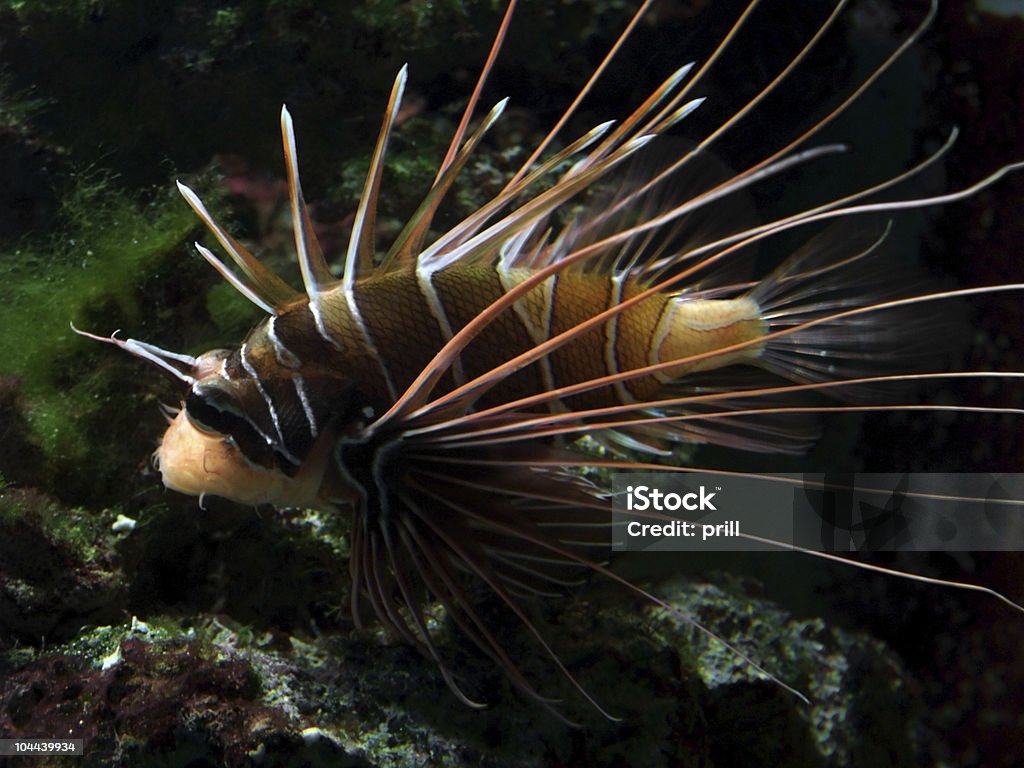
[
  {"xmin": 623, "ymin": 222, "xmax": 959, "ymax": 456},
  {"xmin": 749, "ymin": 222, "xmax": 958, "ymax": 394}
]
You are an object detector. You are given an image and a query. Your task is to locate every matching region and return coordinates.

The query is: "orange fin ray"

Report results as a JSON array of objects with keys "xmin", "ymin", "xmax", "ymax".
[
  {"xmin": 426, "ymin": 119, "xmax": 618, "ymax": 265},
  {"xmin": 381, "ymin": 97, "xmax": 510, "ymax": 271}
]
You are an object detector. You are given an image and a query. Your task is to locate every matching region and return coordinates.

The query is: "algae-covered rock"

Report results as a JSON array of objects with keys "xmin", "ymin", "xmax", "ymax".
[
  {"xmin": 0, "ymin": 488, "xmax": 127, "ymax": 643},
  {"xmin": 656, "ymin": 577, "xmax": 916, "ymax": 768},
  {"xmin": 1, "ymin": 565, "xmax": 918, "ymax": 767},
  {"xmin": 0, "ymin": 625, "xmax": 303, "ymax": 768}
]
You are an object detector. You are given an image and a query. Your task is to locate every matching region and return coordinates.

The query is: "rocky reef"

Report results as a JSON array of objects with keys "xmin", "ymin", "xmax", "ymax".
[{"xmin": 0, "ymin": 493, "xmax": 918, "ymax": 767}]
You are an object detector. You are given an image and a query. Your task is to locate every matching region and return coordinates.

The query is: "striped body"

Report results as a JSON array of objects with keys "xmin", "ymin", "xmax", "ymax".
[{"xmin": 223, "ymin": 264, "xmax": 769, "ymax": 478}]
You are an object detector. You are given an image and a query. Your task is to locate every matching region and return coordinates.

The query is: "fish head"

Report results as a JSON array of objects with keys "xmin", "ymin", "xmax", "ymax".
[
  {"xmin": 74, "ymin": 327, "xmax": 345, "ymax": 510},
  {"xmin": 169, "ymin": 346, "xmax": 350, "ymax": 510}
]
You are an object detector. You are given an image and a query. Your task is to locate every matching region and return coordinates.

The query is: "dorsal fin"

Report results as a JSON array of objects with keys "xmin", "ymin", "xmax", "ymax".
[
  {"xmin": 176, "ymin": 181, "xmax": 301, "ymax": 313},
  {"xmin": 343, "ymin": 66, "xmax": 408, "ymax": 289},
  {"xmin": 281, "ymin": 106, "xmax": 334, "ymax": 296}
]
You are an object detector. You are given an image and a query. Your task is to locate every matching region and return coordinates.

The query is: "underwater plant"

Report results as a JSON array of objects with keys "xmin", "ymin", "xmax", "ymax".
[{"xmin": 73, "ymin": 0, "xmax": 1024, "ymax": 732}]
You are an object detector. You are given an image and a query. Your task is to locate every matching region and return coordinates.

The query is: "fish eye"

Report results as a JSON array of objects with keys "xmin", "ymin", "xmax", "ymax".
[{"xmin": 193, "ymin": 348, "xmax": 231, "ymax": 379}]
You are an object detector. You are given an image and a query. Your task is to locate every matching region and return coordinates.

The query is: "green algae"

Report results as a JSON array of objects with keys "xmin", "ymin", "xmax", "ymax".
[
  {"xmin": 52, "ymin": 616, "xmax": 176, "ymax": 666},
  {"xmin": 0, "ymin": 178, "xmax": 198, "ymax": 479},
  {"xmin": 204, "ymin": 279, "xmax": 263, "ymax": 341},
  {"xmin": 348, "ymin": 0, "xmax": 484, "ymax": 48},
  {"xmin": 0, "ymin": 0, "xmax": 95, "ymax": 18},
  {"xmin": 0, "ymin": 74, "xmax": 50, "ymax": 132},
  {"xmin": 0, "ymin": 486, "xmax": 115, "ymax": 563}
]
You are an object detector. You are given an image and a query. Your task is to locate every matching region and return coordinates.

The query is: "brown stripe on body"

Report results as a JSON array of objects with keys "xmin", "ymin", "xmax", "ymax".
[
  {"xmin": 350, "ymin": 270, "xmax": 456, "ymax": 396},
  {"xmin": 496, "ymin": 267, "xmax": 560, "ymax": 411},
  {"xmin": 270, "ymin": 295, "xmax": 394, "ymax": 412},
  {"xmin": 546, "ymin": 272, "xmax": 620, "ymax": 410},
  {"xmin": 614, "ymin": 281, "xmax": 671, "ymax": 401},
  {"xmin": 430, "ymin": 264, "xmax": 546, "ymax": 407}
]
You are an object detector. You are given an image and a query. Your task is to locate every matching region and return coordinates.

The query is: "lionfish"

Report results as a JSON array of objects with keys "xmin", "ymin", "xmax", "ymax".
[{"xmin": 79, "ymin": 0, "xmax": 1024, "ymax": 717}]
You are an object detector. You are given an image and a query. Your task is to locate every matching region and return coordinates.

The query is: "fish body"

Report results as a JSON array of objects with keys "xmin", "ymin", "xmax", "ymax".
[{"xmin": 157, "ymin": 262, "xmax": 769, "ymax": 511}]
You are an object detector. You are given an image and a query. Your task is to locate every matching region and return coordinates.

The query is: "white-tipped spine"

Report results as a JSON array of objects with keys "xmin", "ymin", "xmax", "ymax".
[{"xmin": 343, "ymin": 65, "xmax": 408, "ymax": 291}]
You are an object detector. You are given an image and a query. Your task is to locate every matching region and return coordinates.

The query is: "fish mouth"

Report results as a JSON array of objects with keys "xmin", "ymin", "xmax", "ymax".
[{"xmin": 154, "ymin": 407, "xmax": 336, "ymax": 509}]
